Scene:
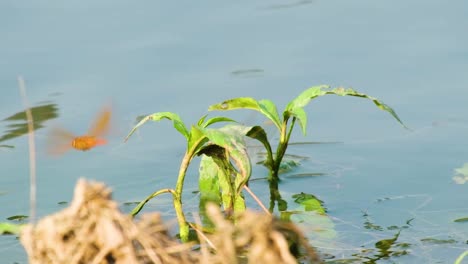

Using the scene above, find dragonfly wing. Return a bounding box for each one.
[47,126,76,156]
[88,106,112,137]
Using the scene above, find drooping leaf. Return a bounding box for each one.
[285,85,329,110]
[286,107,307,135]
[246,126,273,169]
[199,155,222,209]
[285,85,408,134]
[329,87,407,128]
[198,144,237,211]
[219,125,252,194]
[205,125,252,193]
[125,111,189,141]
[202,125,252,212]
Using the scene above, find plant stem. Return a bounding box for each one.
[130,188,175,216]
[271,117,296,181]
[267,117,296,212]
[173,150,193,242]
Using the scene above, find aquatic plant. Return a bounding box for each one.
[125,112,248,241]
[209,85,406,210]
[125,85,406,241]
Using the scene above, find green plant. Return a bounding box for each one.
[125,113,251,241]
[209,85,406,210]
[125,85,406,241]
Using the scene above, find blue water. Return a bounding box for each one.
[1,1,468,263]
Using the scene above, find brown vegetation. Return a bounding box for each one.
[20,179,321,264]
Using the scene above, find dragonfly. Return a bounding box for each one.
[47,105,111,155]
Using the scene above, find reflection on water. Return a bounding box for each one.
[261,0,314,10]
[230,68,264,78]
[452,163,468,184]
[0,103,59,146]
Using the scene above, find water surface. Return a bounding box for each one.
[1,1,468,263]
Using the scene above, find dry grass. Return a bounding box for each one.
[20,179,322,264]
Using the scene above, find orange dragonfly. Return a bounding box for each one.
[47,106,112,155]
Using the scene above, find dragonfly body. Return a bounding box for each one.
[71,136,107,151]
[48,106,111,155]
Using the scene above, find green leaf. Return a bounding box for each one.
[197,114,208,127]
[286,107,307,135]
[202,116,237,128]
[199,155,222,208]
[208,97,260,111]
[285,85,408,133]
[286,85,329,110]
[209,98,282,133]
[188,125,208,154]
[198,145,236,211]
[329,87,407,128]
[246,126,273,169]
[216,125,252,194]
[202,125,253,212]
[125,111,189,141]
[258,99,282,130]
[0,222,23,235]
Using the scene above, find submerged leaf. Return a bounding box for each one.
[292,192,326,214]
[454,217,468,223]
[0,222,23,235]
[7,215,28,221]
[420,237,457,244]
